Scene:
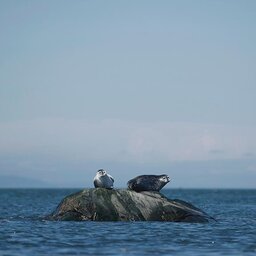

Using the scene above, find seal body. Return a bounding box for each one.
[127,174,170,192]
[93,169,114,189]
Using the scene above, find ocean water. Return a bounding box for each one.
[0,189,255,255]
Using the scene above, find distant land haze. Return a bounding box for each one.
[0,157,255,189]
[0,175,52,188]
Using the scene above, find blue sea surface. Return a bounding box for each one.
[0,189,255,255]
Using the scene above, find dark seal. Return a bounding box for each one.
[127,174,170,192]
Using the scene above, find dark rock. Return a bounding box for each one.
[49,188,215,223]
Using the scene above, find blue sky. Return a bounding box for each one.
[0,1,256,188]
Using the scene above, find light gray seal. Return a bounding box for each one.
[93,169,114,189]
[127,174,170,192]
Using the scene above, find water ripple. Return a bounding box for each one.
[0,189,255,255]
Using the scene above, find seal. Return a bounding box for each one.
[93,169,114,189]
[127,174,170,192]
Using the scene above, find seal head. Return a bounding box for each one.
[93,169,114,189]
[127,174,170,192]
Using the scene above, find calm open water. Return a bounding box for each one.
[0,188,255,255]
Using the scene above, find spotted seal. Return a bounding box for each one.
[93,169,114,189]
[127,174,170,192]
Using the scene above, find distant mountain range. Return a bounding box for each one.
[0,175,52,188]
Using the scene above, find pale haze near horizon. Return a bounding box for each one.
[0,1,256,188]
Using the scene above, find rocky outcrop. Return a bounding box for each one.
[49,188,215,223]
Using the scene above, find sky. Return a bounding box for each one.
[0,0,256,188]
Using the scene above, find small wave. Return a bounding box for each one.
[0,215,48,222]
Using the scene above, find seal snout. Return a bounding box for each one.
[160,174,170,184]
[97,169,106,176]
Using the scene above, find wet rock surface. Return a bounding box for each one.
[49,188,215,223]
